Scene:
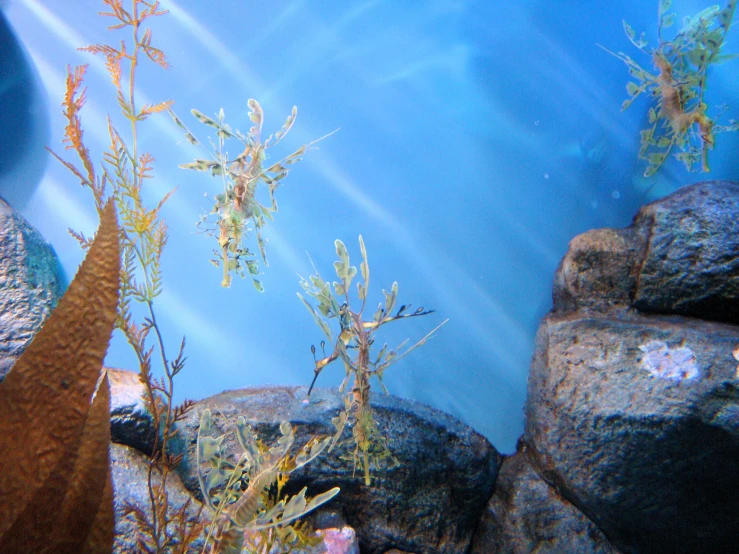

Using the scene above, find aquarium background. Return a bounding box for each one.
[2,0,738,453]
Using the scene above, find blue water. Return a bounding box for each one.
[3,0,738,453]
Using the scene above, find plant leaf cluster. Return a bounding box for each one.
[170,102,337,289]
[298,236,447,485]
[196,409,339,553]
[601,0,739,176]
[49,2,203,552]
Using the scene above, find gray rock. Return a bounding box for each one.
[108,367,158,456]
[111,443,205,554]
[632,181,739,323]
[0,196,66,380]
[553,227,639,314]
[470,445,619,554]
[524,312,739,554]
[174,386,501,554]
[553,181,739,323]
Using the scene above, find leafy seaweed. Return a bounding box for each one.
[170,103,337,289]
[298,236,447,485]
[0,201,119,553]
[600,0,739,176]
[48,2,203,551]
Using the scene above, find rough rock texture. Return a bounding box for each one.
[554,180,739,323]
[111,443,205,553]
[0,196,66,380]
[174,386,502,554]
[525,313,739,554]
[470,444,618,554]
[552,227,639,314]
[528,181,739,554]
[632,181,739,323]
[107,367,158,456]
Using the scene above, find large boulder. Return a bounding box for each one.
[525,313,738,553]
[111,443,205,553]
[554,180,739,323]
[470,443,618,554]
[0,196,66,380]
[631,181,739,323]
[526,181,739,554]
[173,386,502,554]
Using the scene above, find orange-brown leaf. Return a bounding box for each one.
[137,100,174,121]
[56,65,98,200]
[0,201,119,551]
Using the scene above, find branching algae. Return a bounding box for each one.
[49,1,339,551]
[196,409,339,553]
[170,103,336,289]
[49,2,203,551]
[298,236,448,486]
[601,0,739,176]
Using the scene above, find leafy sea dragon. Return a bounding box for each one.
[600,0,738,176]
[299,236,447,485]
[170,102,337,289]
[197,410,339,553]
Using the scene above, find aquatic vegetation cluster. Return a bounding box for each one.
[49,1,203,551]
[602,0,739,176]
[298,237,447,485]
[41,0,446,549]
[169,101,335,289]
[196,410,339,553]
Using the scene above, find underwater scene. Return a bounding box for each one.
[1,0,738,552]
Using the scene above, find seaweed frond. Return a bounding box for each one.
[50,1,203,552]
[298,236,447,486]
[0,201,120,552]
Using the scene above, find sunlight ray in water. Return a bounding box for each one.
[162,0,266,92]
[36,175,98,242]
[19,0,87,54]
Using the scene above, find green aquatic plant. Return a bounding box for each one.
[0,201,119,554]
[48,1,203,551]
[601,0,739,176]
[298,236,447,486]
[170,103,337,290]
[196,409,339,553]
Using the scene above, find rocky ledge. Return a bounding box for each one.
[471,181,739,554]
[2,181,737,553]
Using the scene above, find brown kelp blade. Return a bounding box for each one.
[56,372,114,553]
[0,200,120,552]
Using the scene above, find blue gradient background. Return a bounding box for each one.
[3,0,738,453]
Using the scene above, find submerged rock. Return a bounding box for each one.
[173,386,501,554]
[470,443,618,554]
[0,196,66,381]
[631,181,739,323]
[525,312,739,553]
[108,367,158,456]
[554,180,739,323]
[111,443,205,553]
[526,180,739,553]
